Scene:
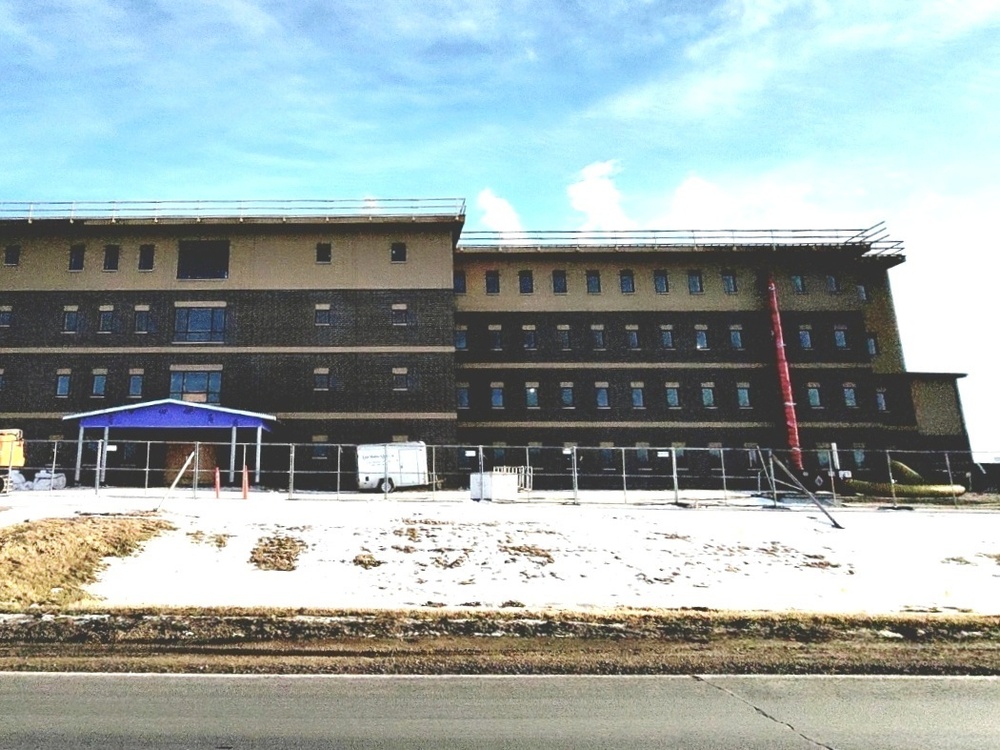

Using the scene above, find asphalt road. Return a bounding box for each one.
[2,674,998,749]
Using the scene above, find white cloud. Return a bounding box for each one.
[476,188,523,234]
[567,160,636,231]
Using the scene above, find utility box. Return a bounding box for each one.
[356,442,429,492]
[470,471,520,502]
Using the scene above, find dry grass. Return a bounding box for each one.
[352,553,384,569]
[0,515,174,608]
[248,536,307,571]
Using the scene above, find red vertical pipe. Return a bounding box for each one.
[767,272,804,471]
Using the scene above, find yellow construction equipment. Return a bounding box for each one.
[1,429,26,494]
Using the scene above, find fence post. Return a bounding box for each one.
[49,440,58,493]
[571,446,579,504]
[94,439,103,495]
[885,450,897,507]
[288,443,296,499]
[671,447,679,504]
[944,452,957,506]
[144,441,152,494]
[193,441,200,498]
[431,444,437,499]
[621,447,628,504]
[336,444,342,499]
[719,448,728,503]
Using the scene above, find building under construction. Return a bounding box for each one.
[0,200,970,483]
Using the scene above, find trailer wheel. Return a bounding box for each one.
[379,478,395,493]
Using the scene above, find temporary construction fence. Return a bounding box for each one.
[3,437,986,504]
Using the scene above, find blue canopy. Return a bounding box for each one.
[63,399,276,431]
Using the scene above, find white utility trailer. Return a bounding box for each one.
[356,442,429,492]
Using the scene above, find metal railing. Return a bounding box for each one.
[0,198,467,222]
[2,439,984,505]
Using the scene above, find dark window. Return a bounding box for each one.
[316,242,332,264]
[826,274,840,293]
[867,335,879,357]
[653,269,668,294]
[98,309,114,333]
[56,372,71,397]
[4,245,21,266]
[456,385,470,409]
[128,374,144,398]
[834,326,848,349]
[391,306,408,325]
[518,270,534,294]
[631,385,645,408]
[843,385,858,408]
[454,328,468,350]
[489,327,503,350]
[177,240,229,280]
[687,270,703,294]
[522,328,537,350]
[453,270,466,294]
[721,271,737,294]
[552,270,568,294]
[91,373,106,397]
[525,384,539,408]
[729,327,743,349]
[103,245,120,271]
[556,327,571,350]
[491,385,505,409]
[485,270,500,294]
[619,270,635,294]
[0,308,11,327]
[665,385,680,408]
[660,327,674,349]
[0,371,6,391]
[170,370,222,403]
[701,384,716,407]
[737,384,751,408]
[138,244,155,271]
[695,328,709,350]
[62,310,79,333]
[392,369,412,391]
[876,389,888,411]
[134,309,151,333]
[313,371,333,391]
[626,328,640,349]
[807,385,822,408]
[390,242,407,262]
[799,327,813,349]
[560,384,575,408]
[791,274,806,293]
[314,307,331,326]
[591,327,606,350]
[174,307,227,342]
[68,244,85,271]
[595,385,610,409]
[586,270,601,294]
[857,283,869,302]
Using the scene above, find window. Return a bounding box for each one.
[103,245,120,271]
[687,270,703,294]
[799,325,813,349]
[314,304,331,326]
[91,370,107,398]
[619,269,635,294]
[128,370,144,398]
[3,245,20,266]
[313,367,332,391]
[55,370,71,397]
[134,306,151,334]
[665,382,680,408]
[834,325,849,349]
[659,325,675,349]
[586,270,601,294]
[390,242,407,263]
[560,382,575,408]
[843,383,858,408]
[729,324,743,350]
[390,304,408,326]
[177,240,229,280]
[518,270,534,294]
[489,324,503,350]
[454,326,468,350]
[0,306,11,327]
[68,244,85,271]
[826,274,840,293]
[695,325,709,350]
[556,325,571,350]
[170,369,222,403]
[453,270,466,293]
[791,274,806,294]
[653,269,669,294]
[311,436,330,461]
[595,382,610,409]
[174,306,226,343]
[316,242,332,264]
[636,443,651,468]
[98,306,114,333]
[485,270,500,294]
[875,388,888,412]
[626,325,640,350]
[0,369,6,392]
[857,283,869,302]
[701,382,716,408]
[599,444,615,471]
[866,334,879,357]
[138,244,155,271]
[456,383,470,409]
[392,367,411,391]
[62,306,79,333]
[525,382,539,409]
[490,382,505,409]
[522,325,537,350]
[631,381,645,409]
[737,382,752,408]
[721,271,738,294]
[807,383,822,408]
[493,444,507,464]
[552,269,568,294]
[590,324,606,350]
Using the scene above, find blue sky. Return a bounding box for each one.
[2,0,998,453]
